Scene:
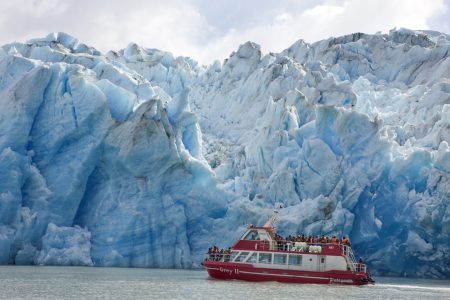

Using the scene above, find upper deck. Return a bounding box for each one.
[232,226,345,256]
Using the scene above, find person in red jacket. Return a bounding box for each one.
[358,258,363,272]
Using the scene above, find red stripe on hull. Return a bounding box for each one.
[204,261,372,285]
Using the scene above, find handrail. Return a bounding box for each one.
[340,245,356,263]
[271,240,341,252]
[340,244,363,272]
[205,253,231,262]
[350,262,367,272]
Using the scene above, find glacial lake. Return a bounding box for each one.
[0,266,448,299]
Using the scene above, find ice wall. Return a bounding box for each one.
[188,29,450,278]
[0,33,228,268]
[0,29,449,278]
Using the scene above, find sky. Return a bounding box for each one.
[0,0,449,64]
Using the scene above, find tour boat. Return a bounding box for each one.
[203,212,375,285]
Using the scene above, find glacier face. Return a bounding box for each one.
[0,33,228,269]
[0,29,449,278]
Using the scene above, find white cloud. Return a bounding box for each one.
[302,2,346,18]
[201,0,447,63]
[0,0,213,59]
[0,0,447,64]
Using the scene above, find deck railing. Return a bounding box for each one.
[270,240,342,252]
[340,245,356,262]
[349,262,367,272]
[204,253,231,262]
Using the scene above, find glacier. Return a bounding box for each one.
[0,29,449,278]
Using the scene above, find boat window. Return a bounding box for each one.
[288,254,302,265]
[273,254,287,265]
[230,251,239,262]
[258,253,272,264]
[246,252,257,263]
[243,230,260,240]
[234,252,249,262]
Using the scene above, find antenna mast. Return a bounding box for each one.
[263,210,279,228]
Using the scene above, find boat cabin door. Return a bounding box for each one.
[318,256,326,272]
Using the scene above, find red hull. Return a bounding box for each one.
[204,261,372,285]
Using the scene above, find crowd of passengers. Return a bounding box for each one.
[273,233,351,246]
[206,234,351,260]
[206,246,232,261]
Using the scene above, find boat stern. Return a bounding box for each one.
[354,271,375,285]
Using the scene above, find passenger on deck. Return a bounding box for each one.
[331,236,338,244]
[320,236,328,244]
[358,258,363,271]
[341,237,351,255]
[210,246,216,260]
[224,249,230,262]
[274,234,283,250]
[313,236,319,244]
[274,233,283,241]
[342,236,351,246]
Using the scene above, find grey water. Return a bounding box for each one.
[0,266,448,300]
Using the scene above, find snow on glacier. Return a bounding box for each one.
[0,29,449,278]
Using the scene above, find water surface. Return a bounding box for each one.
[0,266,448,299]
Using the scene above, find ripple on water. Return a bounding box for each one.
[0,266,448,300]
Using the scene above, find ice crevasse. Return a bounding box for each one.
[0,29,448,278]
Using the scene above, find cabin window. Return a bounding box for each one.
[230,251,239,262]
[288,254,302,265]
[234,252,249,262]
[258,253,272,264]
[273,254,287,265]
[321,257,325,263]
[246,253,257,263]
[243,230,260,240]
